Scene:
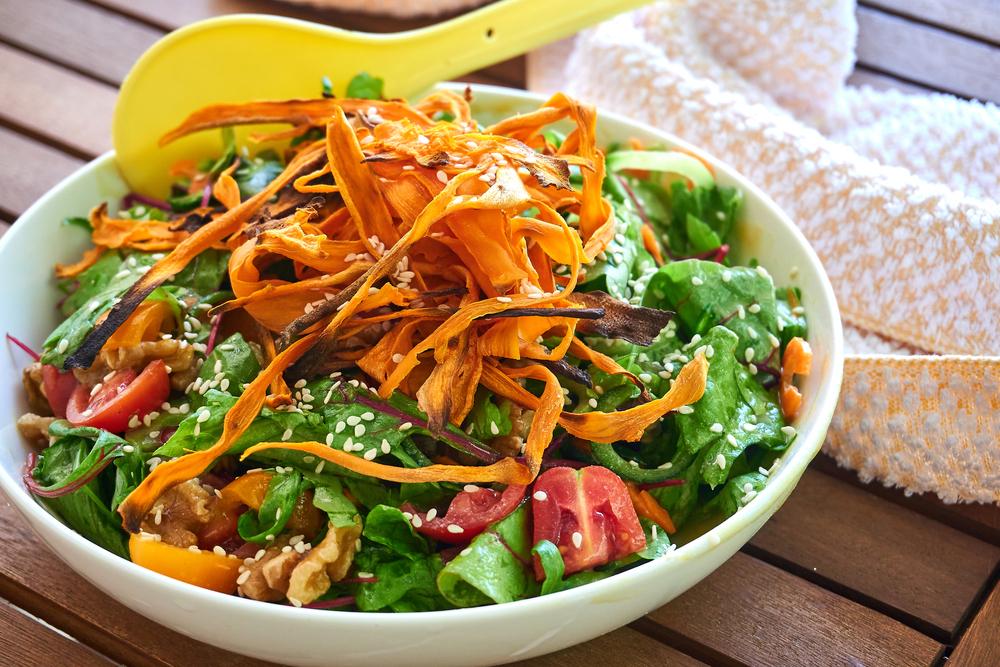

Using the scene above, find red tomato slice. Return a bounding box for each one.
[198,506,243,550]
[41,364,79,418]
[531,466,646,579]
[403,484,526,544]
[65,360,170,433]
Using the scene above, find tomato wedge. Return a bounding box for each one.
[404,484,526,544]
[66,359,170,433]
[129,534,241,593]
[41,364,79,418]
[531,466,645,579]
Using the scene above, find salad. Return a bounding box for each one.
[13,74,812,611]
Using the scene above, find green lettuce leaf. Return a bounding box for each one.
[237,470,308,543]
[345,72,384,100]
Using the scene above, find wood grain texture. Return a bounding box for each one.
[813,454,1000,547]
[0,43,115,157]
[0,597,114,667]
[0,0,162,85]
[0,126,85,219]
[641,553,942,667]
[861,0,1000,44]
[516,627,705,667]
[749,469,1000,638]
[0,492,279,667]
[949,579,1000,667]
[856,6,1000,103]
[87,0,525,87]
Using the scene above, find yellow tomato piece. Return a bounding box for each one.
[129,534,241,593]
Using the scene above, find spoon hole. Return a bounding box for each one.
[485,27,494,39]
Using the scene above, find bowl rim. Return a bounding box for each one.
[0,82,844,624]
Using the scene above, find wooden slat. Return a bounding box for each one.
[748,469,1000,639]
[0,493,278,667]
[949,579,1000,667]
[518,627,705,667]
[0,0,162,85]
[0,126,85,219]
[813,454,1000,547]
[88,0,525,88]
[856,6,1000,103]
[847,66,935,95]
[0,597,114,667]
[0,43,114,157]
[861,1,1000,45]
[640,553,942,667]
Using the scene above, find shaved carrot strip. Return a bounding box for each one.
[627,483,676,534]
[779,337,812,420]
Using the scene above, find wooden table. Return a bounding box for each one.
[1,2,997,665]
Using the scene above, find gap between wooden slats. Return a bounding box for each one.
[0,43,114,158]
[855,6,1000,103]
[860,0,1000,46]
[745,469,1000,641]
[636,552,942,667]
[515,626,706,667]
[946,576,1000,666]
[0,595,115,666]
[0,126,85,220]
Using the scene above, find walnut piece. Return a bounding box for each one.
[16,413,55,447]
[238,542,303,602]
[21,363,52,416]
[286,520,362,606]
[74,339,197,391]
[140,478,215,548]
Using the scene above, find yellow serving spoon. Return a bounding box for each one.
[113,0,652,197]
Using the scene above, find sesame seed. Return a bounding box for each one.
[342,437,353,451]
[325,433,334,446]
[355,424,366,437]
[748,303,761,314]
[398,422,412,431]
[381,439,391,454]
[315,461,325,474]
[463,485,480,493]
[179,403,190,414]
[193,423,201,437]
[715,454,727,469]
[710,423,724,433]
[748,364,759,375]
[747,328,758,340]
[436,170,449,184]
[489,421,500,436]
[726,434,739,446]
[588,398,598,408]
[737,305,746,320]
[756,266,770,278]
[335,421,346,433]
[363,449,377,460]
[721,270,732,283]
[411,515,423,528]
[346,415,361,426]
[446,524,464,534]
[361,412,375,421]
[122,444,135,454]
[533,491,548,501]
[676,405,694,415]
[281,428,293,441]
[128,415,141,429]
[196,409,211,423]
[781,425,797,438]
[745,348,756,362]
[691,276,703,286]
[391,353,404,363]
[188,545,201,553]
[571,531,583,549]
[652,524,659,541]
[212,545,226,557]
[425,508,438,521]
[236,570,251,586]
[742,422,757,432]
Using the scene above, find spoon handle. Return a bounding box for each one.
[378,0,654,97]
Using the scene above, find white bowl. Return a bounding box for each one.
[0,84,843,666]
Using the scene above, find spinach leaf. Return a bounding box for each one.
[648,451,706,529]
[531,540,564,596]
[437,504,536,607]
[703,471,768,519]
[345,72,384,100]
[354,547,447,612]
[673,326,785,487]
[643,260,779,363]
[636,518,674,560]
[579,207,653,300]
[312,482,359,529]
[33,433,128,558]
[235,151,284,198]
[191,333,260,406]
[171,248,230,293]
[623,179,741,257]
[776,288,808,346]
[464,390,511,442]
[362,505,430,558]
[237,470,308,543]
[62,216,92,232]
